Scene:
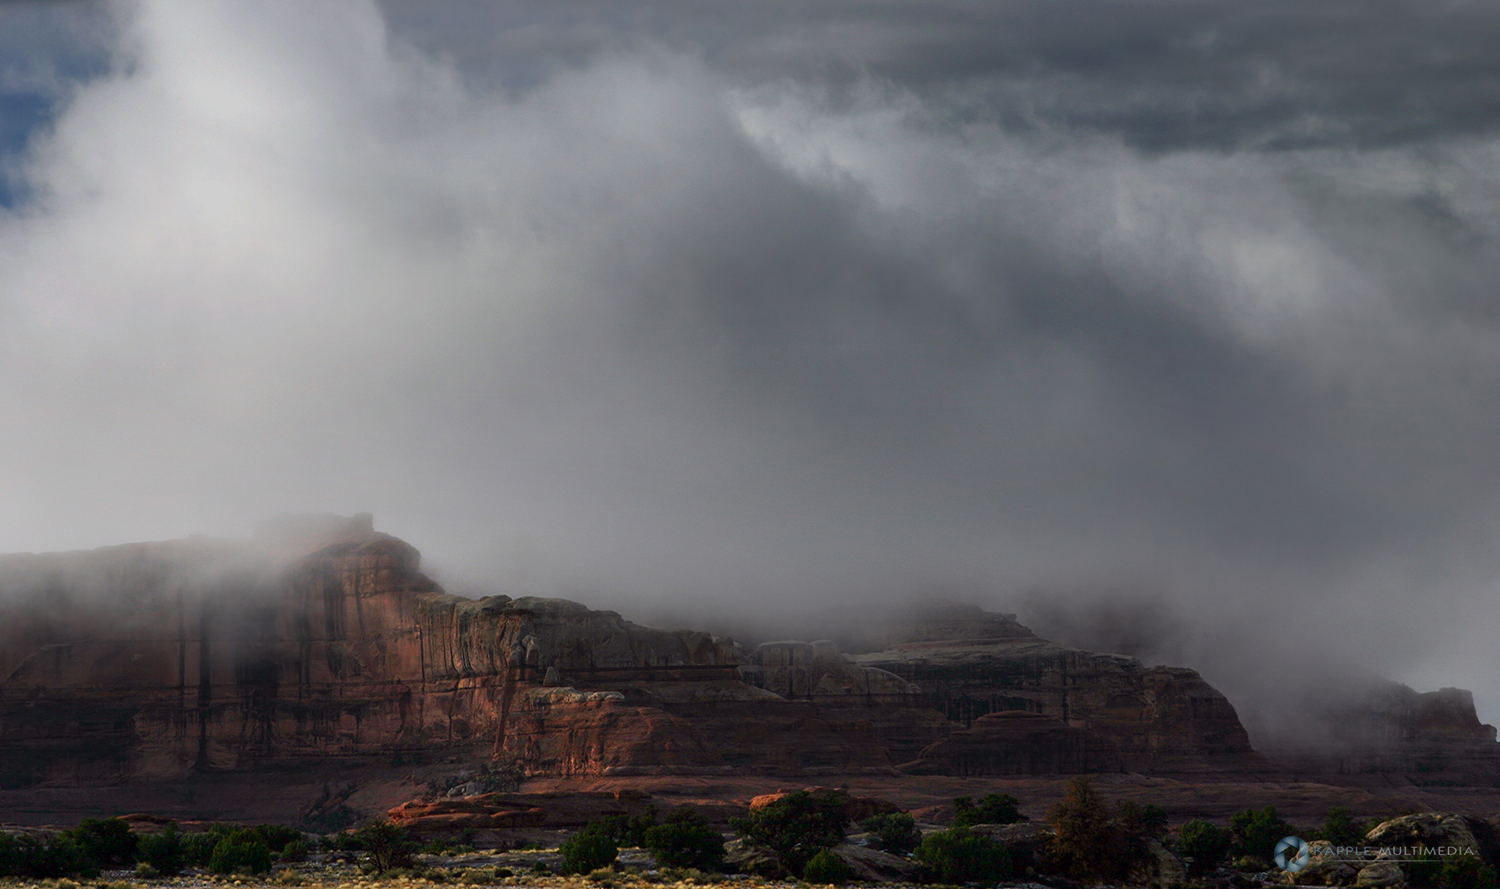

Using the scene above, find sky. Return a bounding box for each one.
[1,0,1499,742]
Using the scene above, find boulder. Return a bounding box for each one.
[967,821,1053,873]
[723,838,789,878]
[1129,838,1187,887]
[386,795,546,831]
[1365,813,1480,858]
[830,844,922,883]
[748,787,899,823]
[1289,840,1357,887]
[1354,860,1405,888]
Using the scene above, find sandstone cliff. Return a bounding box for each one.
[848,601,1256,772]
[0,517,950,784]
[0,518,1345,786]
[1267,681,1500,784]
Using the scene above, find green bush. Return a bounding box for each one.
[642,808,724,871]
[593,808,660,847]
[860,812,920,855]
[251,824,303,852]
[183,829,224,866]
[1176,820,1231,873]
[729,789,850,875]
[1313,807,1367,848]
[1229,806,1295,864]
[0,832,101,878]
[281,838,310,862]
[69,817,137,866]
[801,848,850,884]
[952,794,1024,827]
[560,828,618,874]
[208,831,273,875]
[1437,855,1499,889]
[1407,850,1442,886]
[915,827,1012,886]
[350,821,418,874]
[137,824,187,875]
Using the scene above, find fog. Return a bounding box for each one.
[2,0,1499,742]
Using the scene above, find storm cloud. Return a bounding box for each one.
[2,0,1499,742]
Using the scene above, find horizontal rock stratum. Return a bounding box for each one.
[0,515,1489,787]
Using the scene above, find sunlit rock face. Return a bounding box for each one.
[0,516,949,784]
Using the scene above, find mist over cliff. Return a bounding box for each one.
[2,1,1499,736]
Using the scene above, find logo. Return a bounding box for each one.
[1275,836,1312,873]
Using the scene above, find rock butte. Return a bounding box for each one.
[0,515,1495,787]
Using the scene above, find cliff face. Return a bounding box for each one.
[849,602,1256,772]
[0,519,1329,785]
[0,518,950,784]
[1267,682,1500,784]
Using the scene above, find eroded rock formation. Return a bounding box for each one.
[0,516,949,784]
[11,517,1488,787]
[850,601,1256,772]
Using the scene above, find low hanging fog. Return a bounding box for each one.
[2,0,1499,744]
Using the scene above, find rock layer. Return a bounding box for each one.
[0,517,948,784]
[13,518,1487,786]
[850,602,1256,772]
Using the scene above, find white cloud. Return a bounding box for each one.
[4,0,1500,734]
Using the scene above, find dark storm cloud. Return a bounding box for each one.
[381,0,1500,151]
[1,0,1499,742]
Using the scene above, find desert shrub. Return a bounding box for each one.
[281,838,310,862]
[730,789,850,875]
[1312,806,1367,848]
[180,823,246,865]
[642,808,724,870]
[915,826,1012,886]
[1436,855,1499,889]
[1116,801,1168,843]
[593,808,659,847]
[137,824,187,875]
[0,832,101,878]
[350,821,419,874]
[802,848,850,884]
[1406,850,1442,886]
[68,817,136,866]
[1176,820,1231,873]
[208,830,273,875]
[1045,777,1129,880]
[1229,806,1296,864]
[560,828,618,874]
[860,812,920,855]
[952,794,1024,827]
[251,824,304,853]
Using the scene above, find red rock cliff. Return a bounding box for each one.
[0,518,950,784]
